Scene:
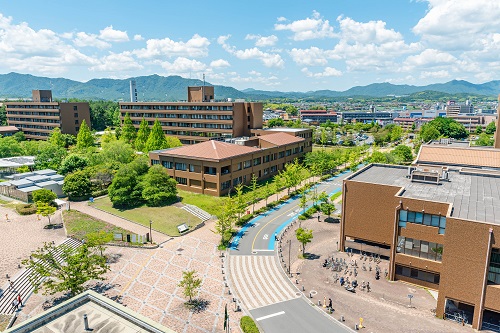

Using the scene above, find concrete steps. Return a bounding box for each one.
[0,238,82,314]
[181,204,212,222]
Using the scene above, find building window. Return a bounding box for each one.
[74,112,78,118]
[73,105,78,111]
[221,180,231,190]
[236,162,242,171]
[75,126,79,132]
[162,161,173,169]
[253,157,261,166]
[243,160,251,169]
[175,177,187,185]
[270,165,278,173]
[204,166,217,175]
[279,151,285,159]
[395,265,440,284]
[488,249,500,284]
[396,236,443,262]
[399,210,446,234]
[151,160,160,165]
[221,165,231,175]
[233,176,242,186]
[264,168,269,175]
[264,155,270,163]
[175,163,187,171]
[286,149,292,156]
[190,179,201,187]
[75,119,79,124]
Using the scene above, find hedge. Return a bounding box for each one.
[240,316,259,333]
[16,204,37,215]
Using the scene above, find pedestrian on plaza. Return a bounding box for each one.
[11,299,18,311]
[367,281,371,292]
[17,293,22,307]
[274,233,278,241]
[328,298,333,310]
[9,280,14,292]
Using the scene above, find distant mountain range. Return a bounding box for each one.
[0,72,498,101]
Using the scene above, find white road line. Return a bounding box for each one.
[233,256,258,309]
[243,256,267,307]
[255,256,281,304]
[252,249,274,252]
[255,311,286,321]
[266,256,297,299]
[263,256,293,300]
[248,257,274,306]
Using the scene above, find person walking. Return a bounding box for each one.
[9,280,14,292]
[17,293,22,307]
[11,299,18,311]
[328,298,333,310]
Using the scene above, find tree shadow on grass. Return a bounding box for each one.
[185,298,210,313]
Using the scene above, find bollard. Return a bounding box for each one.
[302,285,305,291]
[354,324,358,330]
[340,315,345,322]
[18,264,21,269]
[5,274,8,279]
[309,292,313,298]
[296,279,298,284]
[318,300,321,306]
[222,270,224,274]
[83,314,90,331]
[225,282,228,287]
[228,289,231,295]
[232,297,236,302]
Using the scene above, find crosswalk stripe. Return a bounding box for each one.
[248,257,274,305]
[242,256,266,307]
[255,257,280,304]
[234,256,258,309]
[264,256,295,299]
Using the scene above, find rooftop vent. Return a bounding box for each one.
[409,166,450,184]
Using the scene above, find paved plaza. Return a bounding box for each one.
[280,217,476,333]
[16,220,243,333]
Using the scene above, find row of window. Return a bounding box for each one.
[121,105,233,111]
[399,210,446,234]
[14,124,59,130]
[488,249,500,285]
[395,265,440,284]
[124,113,233,120]
[8,118,60,123]
[396,236,443,262]
[6,105,59,109]
[7,111,60,116]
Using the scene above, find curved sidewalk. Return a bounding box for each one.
[70,201,172,244]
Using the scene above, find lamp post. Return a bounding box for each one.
[149,220,153,244]
[288,239,291,276]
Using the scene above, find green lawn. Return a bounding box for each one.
[178,189,224,216]
[90,196,201,236]
[63,210,131,240]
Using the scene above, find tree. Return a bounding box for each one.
[299,188,308,215]
[390,125,403,142]
[0,104,6,126]
[425,117,467,139]
[33,142,67,171]
[166,136,182,148]
[76,120,94,149]
[178,270,202,303]
[16,165,30,173]
[267,118,285,127]
[100,127,117,145]
[135,118,150,152]
[36,202,56,225]
[370,151,387,163]
[48,128,65,147]
[61,134,77,148]
[420,125,440,142]
[85,231,113,257]
[101,140,135,165]
[263,182,273,206]
[21,242,109,296]
[274,175,284,202]
[120,113,137,144]
[0,137,24,158]
[59,154,89,175]
[233,184,246,224]
[391,145,413,163]
[12,131,26,142]
[475,125,483,135]
[32,189,57,205]
[320,202,336,218]
[214,197,236,246]
[63,170,92,199]
[485,121,496,135]
[108,164,144,207]
[474,133,494,146]
[295,227,313,256]
[146,119,168,151]
[141,165,178,206]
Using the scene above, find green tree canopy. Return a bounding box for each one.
[63,170,92,199]
[178,270,202,303]
[420,125,441,142]
[295,227,313,256]
[0,137,24,158]
[21,242,109,296]
[145,119,168,151]
[36,202,56,224]
[108,164,143,207]
[59,154,89,175]
[135,118,150,152]
[33,142,67,171]
[474,133,494,146]
[120,113,137,144]
[141,165,177,206]
[267,118,285,128]
[76,119,94,149]
[166,136,182,148]
[101,140,135,165]
[485,121,496,135]
[391,145,413,163]
[48,127,65,147]
[32,189,57,204]
[424,117,467,139]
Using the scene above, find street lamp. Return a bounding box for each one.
[288,239,291,276]
[149,220,153,244]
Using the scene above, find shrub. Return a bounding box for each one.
[91,189,108,198]
[298,214,307,220]
[16,204,37,215]
[240,316,259,333]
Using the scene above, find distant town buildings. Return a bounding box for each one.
[5,90,90,140]
[446,100,474,116]
[299,109,338,124]
[120,86,263,145]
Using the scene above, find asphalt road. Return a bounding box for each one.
[228,170,355,333]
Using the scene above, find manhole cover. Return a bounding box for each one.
[252,251,257,254]
[310,290,318,296]
[295,292,301,296]
[177,248,184,252]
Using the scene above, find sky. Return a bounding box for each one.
[0,0,499,92]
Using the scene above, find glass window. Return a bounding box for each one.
[412,239,421,257]
[428,243,437,260]
[399,210,407,222]
[415,212,423,224]
[423,214,432,225]
[397,236,405,253]
[431,215,440,227]
[408,211,416,222]
[439,217,446,228]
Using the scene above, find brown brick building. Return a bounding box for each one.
[340,146,500,329]
[119,86,263,145]
[149,129,312,196]
[5,90,90,140]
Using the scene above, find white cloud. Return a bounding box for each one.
[218,35,284,68]
[404,49,457,68]
[90,51,142,72]
[133,34,144,41]
[210,59,230,68]
[229,73,280,86]
[301,67,342,77]
[337,16,403,44]
[60,32,73,39]
[73,32,111,49]
[420,70,450,79]
[277,16,287,22]
[160,57,207,73]
[274,11,335,41]
[245,34,279,47]
[134,34,210,59]
[99,25,129,42]
[289,47,339,66]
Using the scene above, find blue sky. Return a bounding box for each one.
[0,0,498,92]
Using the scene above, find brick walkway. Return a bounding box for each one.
[279,217,475,333]
[16,220,243,333]
[0,205,66,290]
[70,201,172,244]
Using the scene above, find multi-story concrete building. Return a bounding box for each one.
[446,100,474,116]
[340,108,500,329]
[339,111,398,125]
[299,110,338,124]
[5,90,90,140]
[149,130,311,196]
[119,86,263,145]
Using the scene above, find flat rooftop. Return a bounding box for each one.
[350,164,500,224]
